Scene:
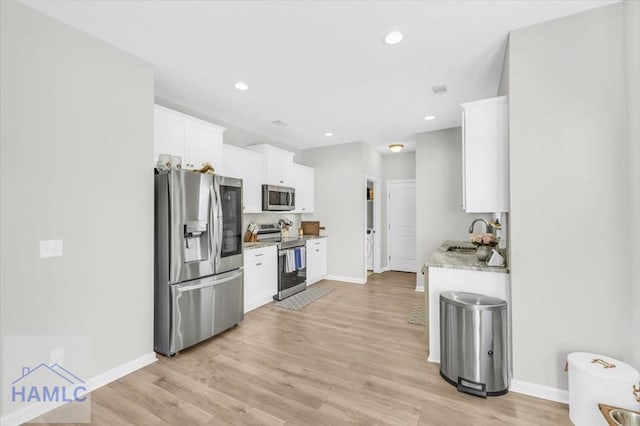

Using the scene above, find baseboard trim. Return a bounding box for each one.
[415,285,425,293]
[0,352,156,426]
[323,275,366,284]
[510,379,569,404]
[88,352,157,391]
[381,266,390,272]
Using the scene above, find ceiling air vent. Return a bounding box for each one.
[271,120,288,127]
[432,85,448,95]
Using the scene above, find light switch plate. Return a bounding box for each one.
[40,240,63,258]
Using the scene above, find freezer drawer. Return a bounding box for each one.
[169,269,243,355]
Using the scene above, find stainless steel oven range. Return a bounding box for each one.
[275,239,307,300]
[253,224,307,301]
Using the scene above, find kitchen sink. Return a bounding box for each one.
[599,404,640,426]
[610,409,640,426]
[446,246,477,254]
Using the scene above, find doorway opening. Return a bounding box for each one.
[364,176,381,280]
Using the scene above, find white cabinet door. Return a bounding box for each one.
[153,105,186,166]
[222,144,264,213]
[293,163,314,213]
[306,238,327,285]
[242,153,264,213]
[154,105,225,170]
[249,144,295,186]
[243,246,278,313]
[184,121,224,171]
[461,96,509,213]
[388,181,416,272]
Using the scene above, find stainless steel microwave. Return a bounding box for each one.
[262,184,295,211]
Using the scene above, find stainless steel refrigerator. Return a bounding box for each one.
[154,170,243,356]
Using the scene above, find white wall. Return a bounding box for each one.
[415,128,490,289]
[625,0,640,369]
[363,143,383,179]
[1,0,154,418]
[300,142,365,282]
[509,3,634,391]
[382,152,416,182]
[497,39,510,97]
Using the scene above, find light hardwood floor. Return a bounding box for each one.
[32,272,571,425]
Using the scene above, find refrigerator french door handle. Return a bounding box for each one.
[209,184,216,260]
[214,180,223,270]
[176,270,243,292]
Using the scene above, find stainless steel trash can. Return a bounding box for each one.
[440,291,508,397]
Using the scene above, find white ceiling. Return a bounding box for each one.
[23,0,618,153]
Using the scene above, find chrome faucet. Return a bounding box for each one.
[468,218,490,234]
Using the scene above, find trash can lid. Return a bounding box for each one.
[440,291,507,310]
[567,352,639,380]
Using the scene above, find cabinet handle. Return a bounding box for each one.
[315,249,319,252]
[256,262,262,266]
[279,180,284,184]
[254,253,264,257]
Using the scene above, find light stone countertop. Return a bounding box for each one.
[425,240,509,273]
[243,235,327,251]
[243,241,278,250]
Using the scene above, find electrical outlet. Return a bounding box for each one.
[40,240,64,258]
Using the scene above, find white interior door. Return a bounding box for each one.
[388,181,416,272]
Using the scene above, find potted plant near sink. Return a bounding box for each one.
[470,233,497,261]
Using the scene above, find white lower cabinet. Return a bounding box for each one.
[306,238,327,285]
[243,246,277,313]
[427,267,510,364]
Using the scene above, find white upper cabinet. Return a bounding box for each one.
[184,121,224,170]
[153,106,186,163]
[154,105,225,170]
[248,144,295,186]
[292,163,314,213]
[222,144,264,213]
[461,96,509,213]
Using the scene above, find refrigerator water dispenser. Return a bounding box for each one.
[184,220,209,262]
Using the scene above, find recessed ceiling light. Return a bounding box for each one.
[384,31,404,45]
[324,132,333,137]
[424,115,436,121]
[388,144,404,153]
[234,82,249,91]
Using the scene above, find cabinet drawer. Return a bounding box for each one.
[244,245,277,261]
[308,238,326,249]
